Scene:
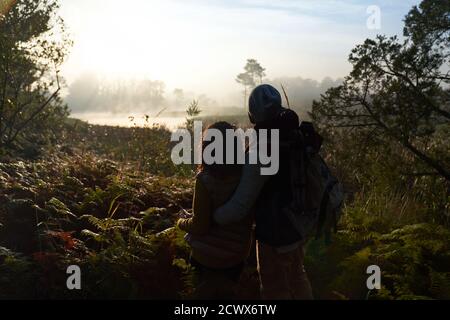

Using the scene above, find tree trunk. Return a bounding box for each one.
[244,86,247,109]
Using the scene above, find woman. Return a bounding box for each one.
[177,122,253,300]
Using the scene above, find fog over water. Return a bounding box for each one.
[65,75,344,127]
[58,0,420,127]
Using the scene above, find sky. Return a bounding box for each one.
[58,0,422,106]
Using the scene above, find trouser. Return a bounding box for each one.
[256,241,313,300]
[190,258,244,300]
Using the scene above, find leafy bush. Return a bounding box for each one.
[0,150,195,299]
[305,193,450,300]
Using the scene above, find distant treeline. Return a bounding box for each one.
[65,74,219,114]
[65,73,342,115]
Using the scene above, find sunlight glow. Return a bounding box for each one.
[62,0,220,87]
[59,0,421,105]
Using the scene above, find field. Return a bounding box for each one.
[0,119,448,300]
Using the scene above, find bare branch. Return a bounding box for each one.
[6,70,61,145]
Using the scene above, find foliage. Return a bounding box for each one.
[185,100,201,132]
[0,0,72,149]
[59,118,190,177]
[0,150,194,298]
[306,192,450,300]
[404,0,450,50]
[236,59,266,107]
[305,1,450,300]
[311,1,449,180]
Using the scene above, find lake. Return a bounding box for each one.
[71,112,186,130]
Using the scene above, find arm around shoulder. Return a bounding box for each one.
[213,163,270,225]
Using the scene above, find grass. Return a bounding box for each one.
[0,118,449,300]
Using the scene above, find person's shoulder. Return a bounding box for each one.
[197,170,240,184]
[278,108,300,129]
[196,171,209,184]
[194,171,213,197]
[196,171,218,190]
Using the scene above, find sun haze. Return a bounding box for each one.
[59,0,420,107]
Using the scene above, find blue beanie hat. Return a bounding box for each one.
[248,84,283,124]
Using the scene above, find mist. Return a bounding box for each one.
[65,73,219,115]
[65,73,343,121]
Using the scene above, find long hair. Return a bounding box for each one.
[198,121,242,177]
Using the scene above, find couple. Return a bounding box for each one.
[177,84,314,300]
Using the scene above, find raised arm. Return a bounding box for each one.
[213,162,270,225]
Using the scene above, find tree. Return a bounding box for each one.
[236,59,266,108]
[311,0,450,181]
[184,99,201,173]
[245,59,266,84]
[185,100,201,132]
[404,0,450,51]
[0,0,72,148]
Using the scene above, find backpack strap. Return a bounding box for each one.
[299,122,323,153]
[315,179,339,239]
[282,129,307,212]
[280,128,313,214]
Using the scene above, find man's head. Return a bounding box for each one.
[248,84,283,125]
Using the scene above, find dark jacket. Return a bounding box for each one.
[178,171,253,269]
[214,109,302,247]
[254,109,302,246]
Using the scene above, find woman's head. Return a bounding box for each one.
[199,121,242,176]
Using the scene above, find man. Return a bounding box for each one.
[213,84,313,300]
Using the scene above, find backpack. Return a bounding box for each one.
[282,121,345,242]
